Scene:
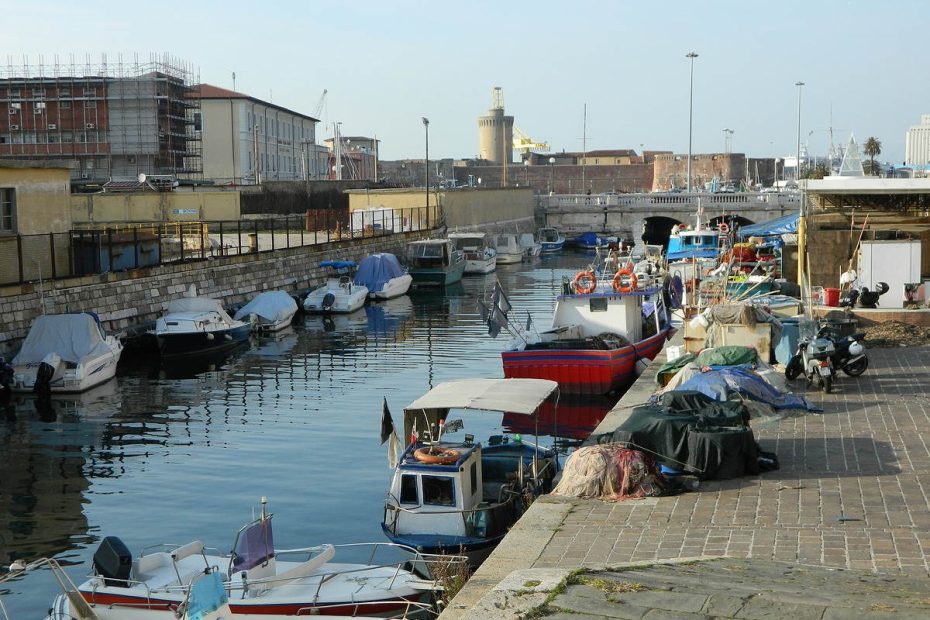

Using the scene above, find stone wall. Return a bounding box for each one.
[456,163,654,194]
[0,231,428,357]
[653,153,746,191]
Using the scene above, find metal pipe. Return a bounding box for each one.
[686,52,698,192]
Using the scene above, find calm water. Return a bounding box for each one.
[0,254,615,618]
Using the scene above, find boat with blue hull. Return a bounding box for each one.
[153,291,251,359]
[536,227,565,253]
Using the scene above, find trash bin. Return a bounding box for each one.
[822,317,858,339]
[824,287,840,307]
[775,318,800,365]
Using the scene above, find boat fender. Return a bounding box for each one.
[612,269,638,293]
[414,446,461,465]
[224,334,232,340]
[572,271,597,294]
[206,332,215,340]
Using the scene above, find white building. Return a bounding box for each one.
[905,115,930,166]
[192,84,329,184]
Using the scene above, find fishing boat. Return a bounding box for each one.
[8,313,123,393]
[48,500,447,619]
[153,289,251,359]
[233,290,299,332]
[494,233,524,265]
[382,378,560,565]
[448,232,497,274]
[406,239,466,286]
[303,260,369,313]
[536,227,565,253]
[353,253,413,300]
[500,251,674,395]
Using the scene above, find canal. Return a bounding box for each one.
[0,254,615,618]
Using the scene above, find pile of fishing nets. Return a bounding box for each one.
[863,320,930,348]
[551,444,668,501]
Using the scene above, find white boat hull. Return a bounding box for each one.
[464,256,497,274]
[368,274,413,300]
[495,251,523,264]
[11,343,122,393]
[304,281,369,313]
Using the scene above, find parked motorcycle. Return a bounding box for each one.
[820,328,869,376]
[785,332,836,393]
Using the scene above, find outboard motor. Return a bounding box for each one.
[93,536,133,587]
[321,292,336,312]
[33,352,61,395]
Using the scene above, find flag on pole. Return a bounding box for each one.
[380,397,401,469]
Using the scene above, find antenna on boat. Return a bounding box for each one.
[260,496,267,520]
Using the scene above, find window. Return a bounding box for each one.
[422,476,455,506]
[399,474,419,504]
[62,132,74,143]
[82,87,95,96]
[85,100,96,108]
[589,298,608,312]
[193,111,202,131]
[10,89,21,98]
[0,189,15,233]
[32,88,45,98]
[59,89,71,98]
[470,463,478,496]
[60,100,71,109]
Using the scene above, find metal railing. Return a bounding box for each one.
[0,206,430,288]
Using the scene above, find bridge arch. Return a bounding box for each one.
[642,216,684,248]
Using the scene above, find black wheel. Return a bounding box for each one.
[785,355,803,380]
[842,357,868,377]
[822,374,833,394]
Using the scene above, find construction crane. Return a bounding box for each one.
[312,89,327,119]
[513,125,550,153]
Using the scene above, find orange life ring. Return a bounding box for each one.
[718,223,730,234]
[414,446,461,465]
[572,270,597,294]
[612,268,638,293]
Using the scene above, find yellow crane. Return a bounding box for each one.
[513,125,549,153]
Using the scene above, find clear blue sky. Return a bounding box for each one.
[4,0,924,162]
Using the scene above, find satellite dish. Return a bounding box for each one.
[137,173,147,183]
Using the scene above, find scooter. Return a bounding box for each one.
[819,327,869,376]
[785,333,836,393]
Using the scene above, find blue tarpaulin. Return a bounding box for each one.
[674,367,821,412]
[320,259,357,270]
[736,213,799,238]
[354,253,405,291]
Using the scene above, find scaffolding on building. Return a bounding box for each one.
[0,53,202,181]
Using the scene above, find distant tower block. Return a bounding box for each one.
[478,86,514,164]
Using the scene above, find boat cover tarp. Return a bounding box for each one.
[234,290,298,322]
[166,296,232,318]
[405,378,559,415]
[574,232,603,246]
[354,253,405,291]
[320,260,357,270]
[697,346,758,367]
[674,366,821,411]
[551,444,671,500]
[736,213,799,238]
[593,391,765,480]
[13,313,111,365]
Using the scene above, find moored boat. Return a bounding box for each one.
[353,253,412,300]
[448,232,497,274]
[234,290,299,332]
[303,260,369,313]
[573,231,613,250]
[494,233,524,264]
[536,227,565,253]
[153,290,251,359]
[519,233,542,259]
[406,239,466,286]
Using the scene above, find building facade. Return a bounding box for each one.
[322,135,377,181]
[905,115,930,166]
[0,58,201,182]
[192,84,326,184]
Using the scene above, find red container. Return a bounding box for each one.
[824,287,840,307]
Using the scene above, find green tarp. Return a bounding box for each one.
[696,346,757,367]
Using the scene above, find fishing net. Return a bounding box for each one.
[551,444,665,501]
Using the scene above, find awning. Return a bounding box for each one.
[404,378,559,415]
[736,213,799,238]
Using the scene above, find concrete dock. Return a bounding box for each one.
[443,344,930,618]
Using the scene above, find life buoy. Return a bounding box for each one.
[718,223,730,234]
[612,268,638,293]
[572,270,597,294]
[414,446,461,465]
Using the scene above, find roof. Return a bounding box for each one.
[583,149,637,157]
[190,83,319,123]
[404,378,559,416]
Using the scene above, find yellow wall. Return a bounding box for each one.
[71,190,241,223]
[0,165,72,234]
[579,155,632,166]
[347,187,534,228]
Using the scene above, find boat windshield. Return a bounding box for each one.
[231,516,275,573]
[408,243,445,259]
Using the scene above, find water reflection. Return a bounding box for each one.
[502,395,615,443]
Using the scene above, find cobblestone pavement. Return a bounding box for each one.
[443,345,930,619]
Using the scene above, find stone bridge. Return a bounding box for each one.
[541,191,801,246]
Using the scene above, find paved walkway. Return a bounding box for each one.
[443,345,930,618]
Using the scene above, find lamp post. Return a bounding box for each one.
[523,159,529,188]
[795,81,804,180]
[686,51,698,192]
[422,117,430,228]
[548,156,555,194]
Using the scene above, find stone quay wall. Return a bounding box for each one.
[0,231,428,357]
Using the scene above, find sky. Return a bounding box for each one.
[3,0,926,162]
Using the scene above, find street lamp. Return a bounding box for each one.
[795,81,805,181]
[686,51,698,192]
[548,156,555,193]
[422,117,429,228]
[523,159,529,188]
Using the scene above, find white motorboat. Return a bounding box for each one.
[45,501,450,619]
[494,233,524,265]
[234,290,298,332]
[9,313,123,393]
[519,233,542,258]
[448,232,497,274]
[382,378,560,566]
[303,260,369,313]
[153,289,251,359]
[353,253,412,300]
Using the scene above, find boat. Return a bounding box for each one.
[8,313,123,393]
[153,289,251,359]
[536,227,565,253]
[448,232,497,274]
[382,378,560,565]
[518,233,542,259]
[303,261,369,313]
[405,239,466,287]
[573,231,613,251]
[353,253,412,300]
[665,206,731,307]
[233,290,298,332]
[47,500,449,619]
[500,251,674,395]
[494,233,524,265]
